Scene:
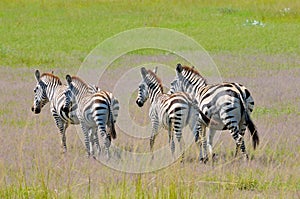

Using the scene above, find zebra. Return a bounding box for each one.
[135,67,210,161]
[31,70,100,153]
[63,74,119,159]
[169,63,259,161]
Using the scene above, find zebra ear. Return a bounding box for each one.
[141,67,148,79]
[176,63,183,73]
[35,70,40,82]
[153,66,158,74]
[66,75,72,86]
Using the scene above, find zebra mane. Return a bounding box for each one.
[70,76,90,89]
[147,69,163,93]
[40,73,62,85]
[181,65,207,84]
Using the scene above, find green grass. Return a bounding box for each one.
[0,0,299,68]
[1,161,299,198]
[253,102,300,118]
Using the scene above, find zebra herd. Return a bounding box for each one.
[31,63,259,163]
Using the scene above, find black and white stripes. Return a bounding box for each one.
[64,75,119,159]
[31,70,79,153]
[169,64,259,160]
[32,64,259,163]
[135,67,209,160]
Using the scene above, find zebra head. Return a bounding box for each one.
[62,88,72,114]
[136,67,149,107]
[169,63,185,94]
[31,70,49,114]
[135,67,158,107]
[63,74,76,112]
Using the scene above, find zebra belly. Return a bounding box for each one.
[207,114,225,130]
[68,110,80,124]
[203,104,242,130]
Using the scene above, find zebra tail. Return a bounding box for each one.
[245,111,259,150]
[191,100,210,126]
[108,100,116,140]
[235,87,259,150]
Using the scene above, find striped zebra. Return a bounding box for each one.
[135,67,210,160]
[31,70,100,153]
[63,75,119,159]
[169,64,259,161]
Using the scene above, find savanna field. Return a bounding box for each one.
[0,0,299,198]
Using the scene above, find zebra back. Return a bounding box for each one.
[171,63,254,114]
[65,75,118,140]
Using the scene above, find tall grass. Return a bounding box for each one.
[0,0,299,198]
[0,67,299,198]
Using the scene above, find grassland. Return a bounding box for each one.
[0,0,299,198]
[1,0,299,69]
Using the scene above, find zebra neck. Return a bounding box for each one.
[185,80,207,98]
[149,87,162,104]
[73,87,89,103]
[46,83,61,101]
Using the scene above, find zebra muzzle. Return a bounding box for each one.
[62,106,69,115]
[136,99,144,107]
[31,106,41,114]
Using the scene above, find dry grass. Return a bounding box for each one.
[1,0,299,197]
[0,53,299,198]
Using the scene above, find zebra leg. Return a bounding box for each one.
[192,120,200,143]
[150,120,159,160]
[179,135,185,164]
[88,129,94,157]
[199,124,208,164]
[99,127,110,160]
[229,124,244,159]
[53,114,68,153]
[89,128,101,159]
[174,127,183,163]
[197,140,203,163]
[61,122,68,153]
[168,119,175,159]
[80,123,91,157]
[192,119,207,163]
[92,127,101,158]
[232,122,248,160]
[239,122,248,160]
[207,128,216,161]
[170,137,175,160]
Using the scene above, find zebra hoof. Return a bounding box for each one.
[61,147,67,154]
[199,157,208,164]
[243,154,249,161]
[86,152,91,158]
[92,155,97,160]
[211,153,219,162]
